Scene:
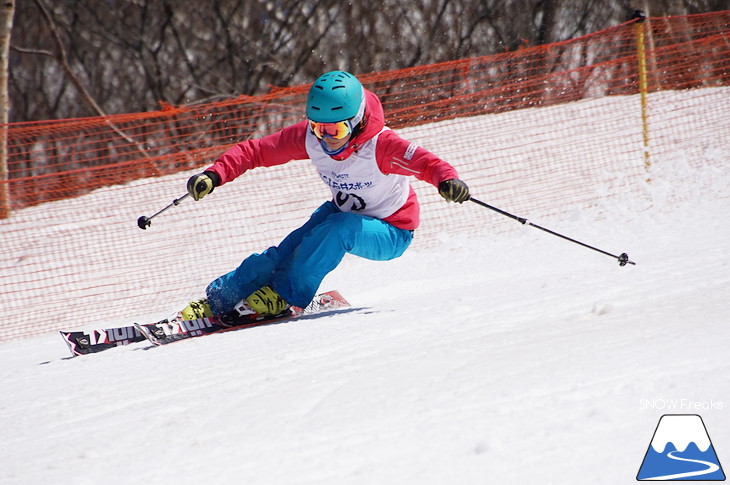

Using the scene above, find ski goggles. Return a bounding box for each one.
[309,120,353,140]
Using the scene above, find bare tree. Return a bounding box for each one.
[8,0,728,123]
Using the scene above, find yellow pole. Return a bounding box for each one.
[633,11,651,173]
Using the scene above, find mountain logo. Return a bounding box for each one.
[637,414,725,481]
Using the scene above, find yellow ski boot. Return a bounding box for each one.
[245,286,290,316]
[181,298,213,320]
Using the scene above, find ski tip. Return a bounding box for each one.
[59,331,81,357]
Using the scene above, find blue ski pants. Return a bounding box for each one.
[206,201,413,312]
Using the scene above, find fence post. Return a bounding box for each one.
[633,10,651,174]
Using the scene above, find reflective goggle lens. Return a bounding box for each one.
[309,120,352,140]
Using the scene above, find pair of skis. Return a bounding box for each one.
[60,290,349,357]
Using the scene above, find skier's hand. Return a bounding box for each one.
[187,172,219,201]
[438,178,470,203]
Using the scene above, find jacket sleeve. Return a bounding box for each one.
[375,129,459,186]
[206,120,310,185]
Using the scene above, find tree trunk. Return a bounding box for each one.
[0,0,15,219]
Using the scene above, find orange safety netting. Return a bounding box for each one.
[1,11,729,340]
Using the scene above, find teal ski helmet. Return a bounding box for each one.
[307,71,365,123]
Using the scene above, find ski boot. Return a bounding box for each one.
[181,298,213,320]
[245,286,290,317]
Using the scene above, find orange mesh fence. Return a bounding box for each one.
[1,11,729,340]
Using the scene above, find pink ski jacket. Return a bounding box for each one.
[206,89,459,230]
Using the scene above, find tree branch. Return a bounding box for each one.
[33,0,109,118]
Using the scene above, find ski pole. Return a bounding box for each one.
[469,197,636,266]
[137,193,190,230]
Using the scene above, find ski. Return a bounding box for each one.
[135,290,350,346]
[60,325,147,356]
[60,290,349,356]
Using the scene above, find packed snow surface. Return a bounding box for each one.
[1,91,729,484]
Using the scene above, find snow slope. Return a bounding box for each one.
[1,92,729,484]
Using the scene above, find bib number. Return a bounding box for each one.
[335,191,367,211]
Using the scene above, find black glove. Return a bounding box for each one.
[187,171,220,201]
[438,178,470,203]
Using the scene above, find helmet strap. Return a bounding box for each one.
[350,92,367,126]
[320,138,349,156]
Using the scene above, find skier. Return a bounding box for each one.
[181,70,469,319]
